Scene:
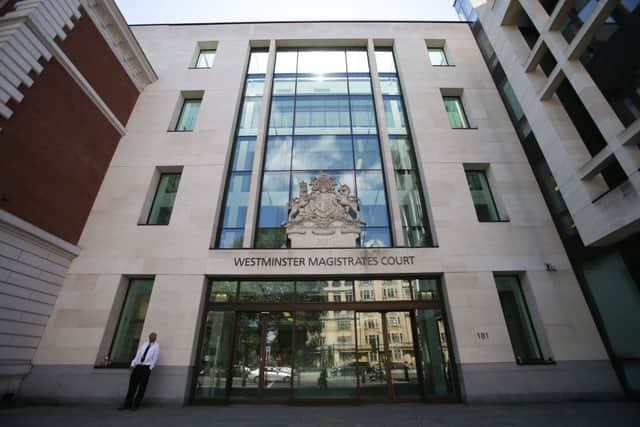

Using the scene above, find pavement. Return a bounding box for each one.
[1,401,639,426]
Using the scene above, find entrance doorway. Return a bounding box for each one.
[192,278,458,403]
[230,312,293,401]
[356,311,419,401]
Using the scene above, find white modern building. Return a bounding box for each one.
[1,0,632,405]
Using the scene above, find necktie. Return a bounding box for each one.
[141,344,151,362]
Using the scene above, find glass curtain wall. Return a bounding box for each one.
[255,49,391,248]
[216,50,268,248]
[375,49,433,247]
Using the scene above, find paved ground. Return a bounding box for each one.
[1,401,639,426]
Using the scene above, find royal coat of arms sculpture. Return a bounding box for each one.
[285,172,361,248]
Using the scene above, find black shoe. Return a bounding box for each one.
[117,406,129,410]
[130,405,139,411]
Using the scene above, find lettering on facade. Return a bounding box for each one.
[232,255,416,268]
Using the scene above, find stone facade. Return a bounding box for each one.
[18,20,622,404]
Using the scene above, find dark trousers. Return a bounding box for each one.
[124,365,151,408]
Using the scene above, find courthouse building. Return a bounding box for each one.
[1,0,638,405]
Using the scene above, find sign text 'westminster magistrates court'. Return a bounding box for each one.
[233,255,416,268]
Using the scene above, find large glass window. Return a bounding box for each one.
[376,48,433,247]
[216,50,267,247]
[256,49,391,248]
[194,49,215,68]
[495,275,543,363]
[108,278,154,367]
[465,170,500,222]
[147,173,181,225]
[443,96,469,129]
[175,98,201,131]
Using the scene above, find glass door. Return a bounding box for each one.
[230,312,262,400]
[356,311,420,401]
[262,312,293,400]
[230,312,293,401]
[356,312,389,400]
[384,312,419,400]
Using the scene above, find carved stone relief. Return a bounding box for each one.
[285,173,361,248]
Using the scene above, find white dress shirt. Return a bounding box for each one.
[130,341,159,370]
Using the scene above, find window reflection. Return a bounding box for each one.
[346,51,370,72]
[376,48,432,247]
[294,96,352,135]
[375,50,397,73]
[275,51,297,73]
[297,50,347,74]
[292,136,353,170]
[232,138,256,171]
[258,172,290,227]
[296,76,348,95]
[217,50,268,248]
[356,171,389,227]
[264,136,292,171]
[383,97,407,134]
[238,97,262,136]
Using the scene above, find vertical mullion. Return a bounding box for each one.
[243,41,277,248]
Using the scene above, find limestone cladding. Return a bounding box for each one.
[24,22,620,403]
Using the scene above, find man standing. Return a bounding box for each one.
[119,332,159,411]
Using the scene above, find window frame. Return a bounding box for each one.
[442,96,470,129]
[465,169,502,222]
[145,172,181,225]
[193,49,216,69]
[105,277,154,368]
[494,274,545,365]
[428,47,449,66]
[174,98,202,132]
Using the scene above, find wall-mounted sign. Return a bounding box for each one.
[233,255,416,268]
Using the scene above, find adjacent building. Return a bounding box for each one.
[1,0,635,405]
[454,0,640,399]
[0,0,155,397]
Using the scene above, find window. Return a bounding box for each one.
[147,173,181,225]
[338,319,351,330]
[465,170,500,222]
[367,334,379,345]
[108,278,154,367]
[175,98,202,131]
[365,319,378,329]
[428,47,448,66]
[337,335,353,344]
[194,49,215,68]
[377,48,433,247]
[495,275,543,363]
[390,333,403,343]
[216,50,267,248]
[256,48,391,248]
[443,96,469,128]
[345,291,354,302]
[360,289,374,301]
[333,294,342,302]
[383,287,398,298]
[388,316,401,328]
